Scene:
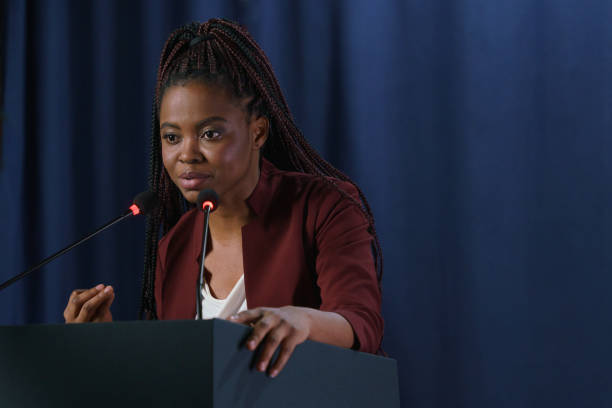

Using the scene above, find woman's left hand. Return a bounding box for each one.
[227,306,311,378]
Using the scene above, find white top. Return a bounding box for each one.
[198,274,248,320]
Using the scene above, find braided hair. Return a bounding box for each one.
[139,19,383,319]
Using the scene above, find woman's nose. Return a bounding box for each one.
[179,135,204,163]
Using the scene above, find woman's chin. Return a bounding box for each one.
[181,190,200,204]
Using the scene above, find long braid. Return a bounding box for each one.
[139,97,161,319]
[140,19,383,319]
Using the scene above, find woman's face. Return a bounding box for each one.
[159,81,267,204]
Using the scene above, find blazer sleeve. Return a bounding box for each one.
[313,181,383,354]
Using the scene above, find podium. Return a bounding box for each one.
[0,319,399,407]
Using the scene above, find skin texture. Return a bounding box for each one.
[63,81,354,377]
[63,284,114,323]
[159,82,265,208]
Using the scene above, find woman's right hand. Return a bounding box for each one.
[63,284,115,323]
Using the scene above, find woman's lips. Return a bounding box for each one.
[178,172,212,190]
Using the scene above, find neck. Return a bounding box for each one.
[210,202,253,231]
[209,158,260,236]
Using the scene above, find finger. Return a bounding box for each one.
[256,322,291,373]
[73,285,104,306]
[246,312,280,352]
[92,287,115,322]
[67,285,104,318]
[228,308,265,324]
[99,286,115,309]
[268,340,298,378]
[68,289,86,303]
[75,287,114,323]
[64,289,86,321]
[75,288,112,322]
[64,285,104,322]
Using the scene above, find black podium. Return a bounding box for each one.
[0,319,399,407]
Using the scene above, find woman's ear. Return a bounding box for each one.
[251,116,269,150]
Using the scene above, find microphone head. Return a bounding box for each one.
[131,191,160,216]
[197,189,220,212]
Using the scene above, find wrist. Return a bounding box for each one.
[294,307,353,349]
[297,306,315,338]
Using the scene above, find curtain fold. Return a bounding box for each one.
[1,1,611,406]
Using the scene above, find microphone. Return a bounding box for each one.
[196,189,219,320]
[0,191,159,292]
[131,191,159,216]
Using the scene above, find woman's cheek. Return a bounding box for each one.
[161,146,177,170]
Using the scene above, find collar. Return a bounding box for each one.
[245,158,277,217]
[193,158,278,262]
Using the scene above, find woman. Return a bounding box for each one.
[64,19,383,377]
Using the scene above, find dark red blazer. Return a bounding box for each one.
[155,159,383,353]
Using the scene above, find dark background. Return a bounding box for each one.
[1,1,611,407]
[0,0,5,165]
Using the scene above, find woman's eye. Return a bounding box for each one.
[162,133,179,144]
[200,130,221,140]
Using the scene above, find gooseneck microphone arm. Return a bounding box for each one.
[0,210,134,292]
[196,205,212,320]
[0,191,159,292]
[196,189,220,320]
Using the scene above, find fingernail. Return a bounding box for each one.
[95,284,104,290]
[247,340,255,350]
[258,362,266,372]
[229,314,238,320]
[270,370,278,378]
[104,286,112,293]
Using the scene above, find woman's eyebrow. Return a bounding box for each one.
[160,116,227,131]
[196,116,227,127]
[160,122,180,130]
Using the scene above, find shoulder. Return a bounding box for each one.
[265,166,361,209]
[261,166,367,233]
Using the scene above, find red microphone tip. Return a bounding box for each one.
[129,204,141,216]
[202,200,215,211]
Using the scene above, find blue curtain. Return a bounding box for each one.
[2,0,611,406]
